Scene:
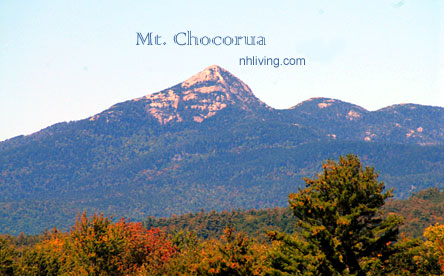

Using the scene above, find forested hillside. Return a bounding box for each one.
[144,207,294,241]
[143,188,444,240]
[385,188,444,238]
[2,155,444,275]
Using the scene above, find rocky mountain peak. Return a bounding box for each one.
[135,65,270,124]
[181,65,229,88]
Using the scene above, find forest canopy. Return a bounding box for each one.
[1,155,443,275]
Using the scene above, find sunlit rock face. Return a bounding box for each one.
[136,65,270,124]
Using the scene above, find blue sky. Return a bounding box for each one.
[0,0,442,141]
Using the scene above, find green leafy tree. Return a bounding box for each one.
[19,229,64,276]
[373,234,441,276]
[269,154,402,276]
[0,235,18,276]
[63,212,126,275]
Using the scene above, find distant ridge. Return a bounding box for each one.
[284,97,444,145]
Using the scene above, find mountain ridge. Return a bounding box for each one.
[3,66,444,144]
[1,65,444,234]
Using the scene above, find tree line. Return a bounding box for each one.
[2,155,444,275]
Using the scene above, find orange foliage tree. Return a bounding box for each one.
[20,212,176,275]
[424,223,444,273]
[193,226,269,276]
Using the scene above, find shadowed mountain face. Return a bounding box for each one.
[1,65,443,234]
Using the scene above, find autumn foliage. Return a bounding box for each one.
[2,155,444,275]
[17,212,175,275]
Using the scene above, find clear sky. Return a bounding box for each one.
[0,0,442,141]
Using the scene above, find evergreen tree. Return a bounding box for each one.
[269,154,402,276]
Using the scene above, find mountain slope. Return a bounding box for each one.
[1,65,443,234]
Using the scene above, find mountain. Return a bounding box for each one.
[1,65,444,234]
[88,65,271,126]
[281,97,370,140]
[282,97,444,144]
